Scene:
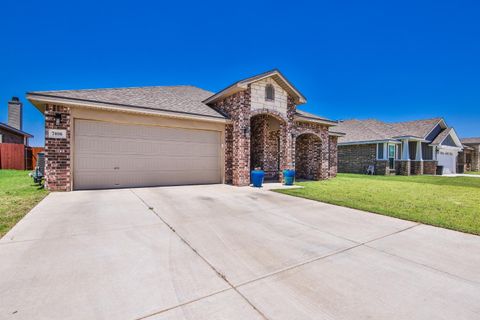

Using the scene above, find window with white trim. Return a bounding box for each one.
[377,143,384,160]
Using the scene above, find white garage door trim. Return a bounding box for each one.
[73,119,222,190]
[437,150,457,174]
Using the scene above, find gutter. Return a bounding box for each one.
[338,139,402,146]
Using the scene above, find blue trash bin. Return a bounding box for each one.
[251,169,265,187]
[283,169,295,185]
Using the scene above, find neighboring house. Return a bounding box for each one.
[335,118,463,175]
[0,97,33,145]
[27,69,342,191]
[459,137,480,172]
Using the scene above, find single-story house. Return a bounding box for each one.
[27,69,342,191]
[335,118,463,175]
[459,137,480,172]
[0,97,33,145]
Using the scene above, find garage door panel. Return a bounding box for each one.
[76,120,220,144]
[74,120,222,190]
[76,137,219,157]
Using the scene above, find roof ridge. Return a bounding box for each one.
[28,85,210,94]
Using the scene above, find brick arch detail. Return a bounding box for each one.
[294,130,324,143]
[249,109,288,124]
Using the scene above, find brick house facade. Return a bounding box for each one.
[209,72,340,186]
[336,118,464,175]
[459,138,480,173]
[29,69,342,191]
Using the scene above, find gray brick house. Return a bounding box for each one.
[459,137,480,172]
[27,69,342,191]
[335,118,464,175]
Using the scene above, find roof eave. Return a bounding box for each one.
[391,135,425,141]
[328,131,346,137]
[294,115,338,126]
[0,123,33,138]
[27,94,230,124]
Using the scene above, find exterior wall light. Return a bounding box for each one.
[55,113,62,126]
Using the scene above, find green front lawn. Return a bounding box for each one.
[275,174,480,235]
[465,171,480,175]
[0,170,49,238]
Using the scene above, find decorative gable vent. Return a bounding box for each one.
[265,84,275,101]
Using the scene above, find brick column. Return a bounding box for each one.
[279,97,296,182]
[44,104,71,191]
[232,90,251,186]
[328,136,338,178]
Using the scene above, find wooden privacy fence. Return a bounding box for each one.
[0,144,44,170]
[30,147,45,169]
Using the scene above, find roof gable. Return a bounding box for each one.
[431,127,463,148]
[203,69,307,105]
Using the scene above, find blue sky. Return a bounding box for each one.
[0,0,479,146]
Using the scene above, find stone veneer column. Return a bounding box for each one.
[397,160,411,176]
[411,161,424,175]
[44,104,71,191]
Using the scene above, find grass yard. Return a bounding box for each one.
[275,174,480,235]
[465,171,480,175]
[0,170,49,238]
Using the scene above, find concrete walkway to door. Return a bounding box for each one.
[1,185,479,319]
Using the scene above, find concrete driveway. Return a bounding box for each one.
[1,185,479,320]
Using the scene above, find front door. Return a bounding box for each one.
[388,144,396,169]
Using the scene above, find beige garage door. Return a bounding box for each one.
[74,120,222,190]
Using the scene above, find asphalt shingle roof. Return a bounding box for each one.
[461,137,480,144]
[337,118,443,144]
[28,86,227,119]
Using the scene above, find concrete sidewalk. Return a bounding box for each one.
[1,185,479,319]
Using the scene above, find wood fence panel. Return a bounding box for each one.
[30,147,45,169]
[0,143,25,170]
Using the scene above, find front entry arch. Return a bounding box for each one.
[295,133,322,180]
[250,114,285,180]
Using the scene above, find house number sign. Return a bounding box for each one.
[47,129,67,139]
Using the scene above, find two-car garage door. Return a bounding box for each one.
[74,120,222,190]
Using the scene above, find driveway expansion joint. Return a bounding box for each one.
[130,189,271,320]
[235,223,424,289]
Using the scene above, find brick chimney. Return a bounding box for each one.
[8,97,22,130]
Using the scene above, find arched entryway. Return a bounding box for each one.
[250,114,285,180]
[295,133,322,180]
